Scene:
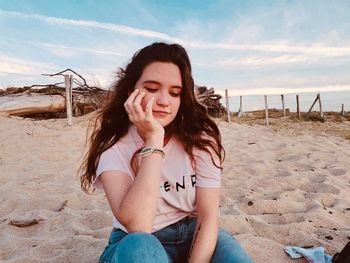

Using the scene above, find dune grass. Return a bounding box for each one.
[219,110,350,140]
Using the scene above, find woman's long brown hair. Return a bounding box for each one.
[79,42,225,193]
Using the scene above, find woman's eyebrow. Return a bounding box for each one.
[172,86,182,90]
[143,80,160,85]
[142,80,182,89]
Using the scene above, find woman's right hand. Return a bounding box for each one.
[124,89,164,141]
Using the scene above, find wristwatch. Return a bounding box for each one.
[137,147,165,158]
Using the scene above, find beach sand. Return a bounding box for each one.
[0,113,349,262]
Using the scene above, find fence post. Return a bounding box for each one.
[64,74,73,126]
[237,95,243,118]
[306,94,319,117]
[341,104,345,116]
[240,96,242,112]
[225,89,230,123]
[296,95,301,120]
[281,94,285,117]
[318,93,323,118]
[264,95,269,125]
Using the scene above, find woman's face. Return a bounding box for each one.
[134,62,182,127]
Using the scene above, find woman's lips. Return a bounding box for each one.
[153,111,170,117]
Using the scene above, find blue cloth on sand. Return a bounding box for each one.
[285,246,333,263]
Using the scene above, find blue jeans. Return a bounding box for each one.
[99,216,253,263]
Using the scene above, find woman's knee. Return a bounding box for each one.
[116,232,169,262]
[118,232,161,251]
[121,232,157,243]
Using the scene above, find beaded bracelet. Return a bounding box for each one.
[137,147,165,158]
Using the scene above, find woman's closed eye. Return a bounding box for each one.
[144,87,157,93]
[144,87,180,97]
[170,92,181,97]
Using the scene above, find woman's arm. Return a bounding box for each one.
[188,187,220,263]
[100,134,163,233]
[101,89,165,233]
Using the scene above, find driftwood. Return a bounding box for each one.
[9,218,41,227]
[195,85,225,116]
[1,70,224,118]
[0,69,108,117]
[0,94,65,115]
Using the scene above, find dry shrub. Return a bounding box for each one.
[332,116,344,123]
[304,114,325,122]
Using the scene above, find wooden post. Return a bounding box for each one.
[225,89,230,123]
[237,95,243,118]
[296,95,301,120]
[69,75,73,104]
[64,75,73,126]
[264,95,269,125]
[281,94,285,117]
[306,94,319,116]
[240,96,242,112]
[318,93,323,118]
[341,104,345,116]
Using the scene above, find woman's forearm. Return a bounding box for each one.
[118,136,163,233]
[188,217,218,263]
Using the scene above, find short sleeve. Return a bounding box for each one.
[93,146,134,190]
[194,148,221,188]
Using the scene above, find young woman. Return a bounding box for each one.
[80,42,253,263]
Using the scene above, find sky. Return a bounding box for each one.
[1,0,350,100]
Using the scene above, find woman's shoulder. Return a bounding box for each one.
[113,125,143,147]
[102,125,142,157]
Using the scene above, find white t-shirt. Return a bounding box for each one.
[94,125,221,233]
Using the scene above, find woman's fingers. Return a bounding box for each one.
[132,92,146,119]
[145,97,154,119]
[124,89,139,114]
[124,90,158,136]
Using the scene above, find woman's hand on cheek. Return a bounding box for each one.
[124,89,164,140]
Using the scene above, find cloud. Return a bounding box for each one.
[188,41,350,57]
[216,85,350,97]
[37,42,130,58]
[84,73,112,89]
[1,9,350,58]
[0,53,115,88]
[216,54,311,67]
[1,4,349,95]
[0,53,59,76]
[0,9,182,43]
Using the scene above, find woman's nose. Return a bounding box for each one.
[156,92,169,106]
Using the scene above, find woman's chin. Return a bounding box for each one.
[155,118,171,128]
[155,118,166,127]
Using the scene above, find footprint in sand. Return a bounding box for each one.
[236,199,319,215]
[260,213,306,225]
[328,169,347,176]
[309,174,328,183]
[276,170,292,177]
[277,154,300,162]
[220,205,240,215]
[298,183,340,195]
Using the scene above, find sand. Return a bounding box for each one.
[0,113,349,262]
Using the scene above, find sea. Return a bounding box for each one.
[221,91,350,113]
